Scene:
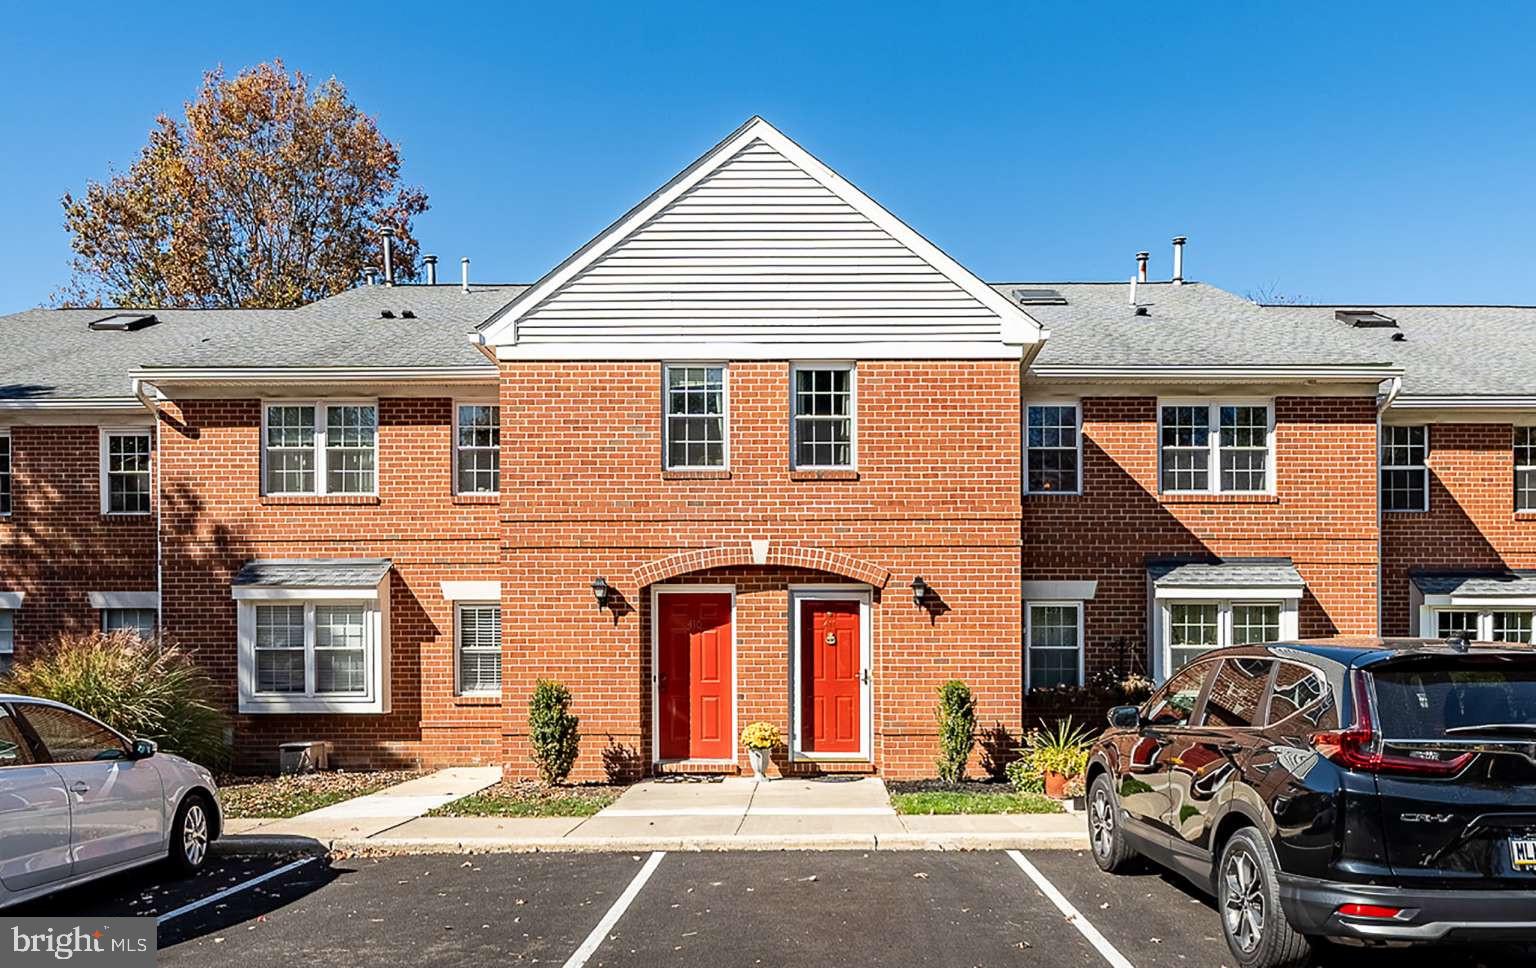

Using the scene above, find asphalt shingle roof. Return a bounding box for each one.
[232,558,393,588]
[1149,557,1305,589]
[1411,570,1536,598]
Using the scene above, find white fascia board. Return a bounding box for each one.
[0,397,147,411]
[494,340,1023,361]
[477,116,1042,349]
[232,586,381,601]
[87,591,160,609]
[1423,594,1536,608]
[441,580,502,601]
[1021,580,1099,601]
[0,592,24,609]
[132,366,496,384]
[1392,395,1536,410]
[1029,364,1402,382]
[1153,585,1305,601]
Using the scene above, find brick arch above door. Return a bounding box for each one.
[633,543,892,589]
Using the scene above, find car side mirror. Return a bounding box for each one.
[128,738,158,760]
[1108,705,1142,730]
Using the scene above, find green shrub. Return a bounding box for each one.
[1025,717,1092,778]
[0,631,229,767]
[528,679,581,785]
[934,679,977,785]
[1005,756,1044,794]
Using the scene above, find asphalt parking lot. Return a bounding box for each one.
[9,850,1534,967]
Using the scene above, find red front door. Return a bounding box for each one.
[656,592,733,761]
[800,599,863,755]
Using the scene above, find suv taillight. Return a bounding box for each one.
[1310,670,1473,778]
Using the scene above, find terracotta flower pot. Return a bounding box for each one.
[1044,771,1068,798]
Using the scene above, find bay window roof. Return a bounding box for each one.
[1412,570,1536,599]
[1149,557,1305,597]
[232,558,393,591]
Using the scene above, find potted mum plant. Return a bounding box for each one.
[740,721,781,780]
[1027,717,1091,799]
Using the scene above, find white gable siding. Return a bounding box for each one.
[513,139,1005,347]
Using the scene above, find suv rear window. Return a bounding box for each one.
[1370,656,1536,738]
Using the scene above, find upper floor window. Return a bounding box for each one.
[1025,403,1080,493]
[0,430,10,515]
[1382,425,1428,512]
[792,364,854,469]
[1159,401,1272,494]
[102,607,157,638]
[100,429,151,515]
[664,365,727,469]
[455,404,500,494]
[1517,427,1536,511]
[263,402,377,496]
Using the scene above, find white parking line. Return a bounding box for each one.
[156,856,317,925]
[561,850,666,968]
[1006,850,1135,968]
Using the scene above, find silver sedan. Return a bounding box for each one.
[0,695,222,908]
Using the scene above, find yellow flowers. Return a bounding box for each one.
[740,721,782,750]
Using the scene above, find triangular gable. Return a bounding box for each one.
[478,117,1043,359]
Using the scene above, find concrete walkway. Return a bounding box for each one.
[228,766,502,841]
[220,774,1087,854]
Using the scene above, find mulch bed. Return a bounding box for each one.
[218,769,428,819]
[426,779,626,818]
[885,778,1015,795]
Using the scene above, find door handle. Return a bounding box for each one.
[861,669,870,684]
[70,781,89,795]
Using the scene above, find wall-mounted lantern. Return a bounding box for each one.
[591,576,611,612]
[910,575,929,609]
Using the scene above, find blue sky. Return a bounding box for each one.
[3,2,1534,312]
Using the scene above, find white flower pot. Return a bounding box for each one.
[748,747,770,780]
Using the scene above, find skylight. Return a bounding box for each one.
[88,313,158,331]
[1012,288,1068,306]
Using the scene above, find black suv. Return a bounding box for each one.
[1086,639,1536,968]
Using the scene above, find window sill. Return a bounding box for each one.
[101,512,152,521]
[789,469,860,482]
[239,696,387,714]
[662,469,732,481]
[1159,493,1280,505]
[261,494,381,506]
[1022,490,1082,499]
[453,694,502,707]
[1516,511,1536,521]
[452,493,500,506]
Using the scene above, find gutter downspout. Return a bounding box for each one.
[1374,375,1402,637]
[132,378,164,634]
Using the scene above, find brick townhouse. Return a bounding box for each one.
[2,117,1534,779]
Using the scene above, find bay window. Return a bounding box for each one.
[1154,594,1300,680]
[263,402,377,496]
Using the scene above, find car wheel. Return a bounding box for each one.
[1087,773,1137,872]
[1218,828,1311,968]
[169,793,212,874]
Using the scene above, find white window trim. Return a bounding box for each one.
[1151,592,1300,681]
[99,427,153,516]
[0,427,10,517]
[1024,400,1083,495]
[260,399,380,497]
[1024,600,1085,690]
[1517,426,1536,512]
[234,574,391,714]
[453,399,501,496]
[649,583,739,765]
[0,609,12,656]
[1381,424,1429,513]
[787,584,873,763]
[454,601,502,697]
[441,580,501,602]
[1418,599,1536,641]
[1157,398,1275,495]
[789,362,857,471]
[661,363,730,471]
[101,607,158,635]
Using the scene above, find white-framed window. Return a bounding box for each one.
[1025,601,1084,689]
[455,603,502,694]
[1156,598,1296,679]
[1381,425,1428,512]
[262,401,377,496]
[1516,427,1536,512]
[663,364,728,469]
[0,609,12,657]
[102,608,157,637]
[0,429,11,516]
[99,428,152,515]
[1158,400,1273,494]
[1422,607,1534,642]
[791,363,855,469]
[248,602,371,698]
[454,403,500,494]
[1025,403,1081,494]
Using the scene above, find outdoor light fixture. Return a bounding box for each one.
[911,575,929,609]
[591,576,611,611]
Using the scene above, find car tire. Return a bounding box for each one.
[1087,772,1137,872]
[168,793,212,875]
[1217,827,1311,968]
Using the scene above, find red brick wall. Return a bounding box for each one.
[1382,422,1536,634]
[157,397,503,770]
[497,360,1023,780]
[0,423,156,655]
[1022,395,1380,682]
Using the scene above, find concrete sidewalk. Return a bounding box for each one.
[225,766,501,843]
[219,774,1087,854]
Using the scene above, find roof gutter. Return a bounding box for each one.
[1390,395,1536,410]
[1028,364,1403,382]
[128,366,498,384]
[0,397,147,411]
[1377,375,1403,413]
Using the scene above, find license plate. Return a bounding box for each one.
[1512,837,1536,869]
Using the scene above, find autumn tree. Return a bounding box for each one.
[59,60,427,309]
